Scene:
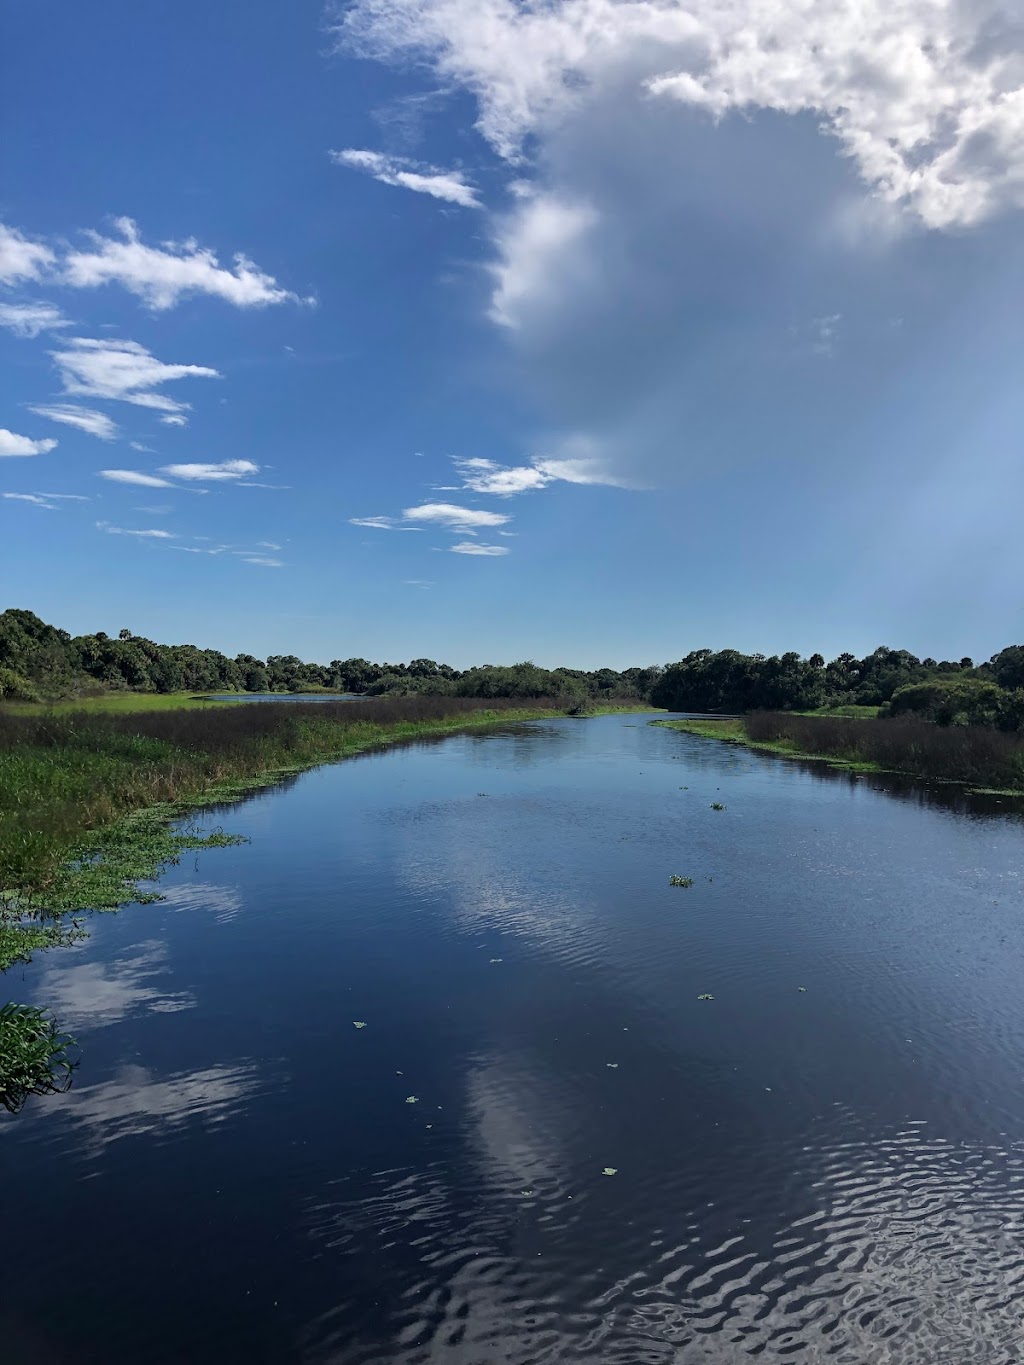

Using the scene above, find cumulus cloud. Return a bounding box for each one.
[62,217,304,310]
[331,149,481,207]
[0,300,70,338]
[453,453,626,494]
[28,403,119,440]
[97,521,175,538]
[50,337,219,418]
[449,541,510,555]
[98,469,174,488]
[159,459,259,481]
[0,427,58,457]
[402,501,511,529]
[340,0,1024,229]
[338,0,1024,491]
[454,457,550,495]
[0,222,55,283]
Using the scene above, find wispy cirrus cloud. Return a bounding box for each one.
[331,149,481,208]
[0,222,55,283]
[449,541,509,556]
[51,337,220,420]
[0,300,71,338]
[402,501,510,530]
[97,520,174,539]
[160,459,259,482]
[98,469,174,488]
[28,403,119,440]
[348,515,422,531]
[3,492,58,509]
[238,555,284,567]
[0,427,58,457]
[62,217,308,311]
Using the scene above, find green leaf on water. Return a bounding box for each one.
[602,1167,618,1177]
[353,1021,367,1029]
[405,1095,419,1104]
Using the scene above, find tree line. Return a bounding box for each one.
[0,609,658,704]
[650,646,1024,729]
[3,609,1022,727]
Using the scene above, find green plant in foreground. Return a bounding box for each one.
[0,1003,76,1114]
[668,875,694,887]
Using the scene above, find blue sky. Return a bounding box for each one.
[2,0,1022,669]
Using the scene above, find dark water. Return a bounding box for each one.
[209,693,363,703]
[4,714,1024,1364]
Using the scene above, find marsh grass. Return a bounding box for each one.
[0,1003,76,1114]
[655,713,1024,791]
[0,696,572,965]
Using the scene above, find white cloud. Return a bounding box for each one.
[449,541,510,555]
[2,492,58,509]
[454,457,550,495]
[0,427,58,457]
[402,501,511,529]
[62,217,304,310]
[240,555,284,567]
[348,515,422,530]
[490,195,597,328]
[0,222,55,283]
[0,300,70,338]
[98,469,174,488]
[159,413,188,427]
[340,0,1024,230]
[256,540,282,550]
[160,459,259,481]
[331,149,481,207]
[97,520,175,539]
[28,403,119,440]
[51,337,220,418]
[129,441,154,452]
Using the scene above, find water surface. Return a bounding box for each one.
[4,714,1024,1363]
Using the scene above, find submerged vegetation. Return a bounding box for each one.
[658,713,1024,793]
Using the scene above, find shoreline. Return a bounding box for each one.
[651,717,1024,796]
[2,702,653,972]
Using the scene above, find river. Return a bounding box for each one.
[3,713,1024,1363]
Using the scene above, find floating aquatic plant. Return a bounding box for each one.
[602,1167,618,1176]
[353,1021,367,1029]
[405,1095,419,1104]
[697,993,715,1001]
[669,875,694,888]
[710,802,726,811]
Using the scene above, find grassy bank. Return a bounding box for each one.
[0,695,643,1111]
[0,696,587,933]
[655,713,1024,792]
[4,690,241,716]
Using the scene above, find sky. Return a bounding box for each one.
[2,0,1022,670]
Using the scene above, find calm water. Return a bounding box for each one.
[4,714,1024,1364]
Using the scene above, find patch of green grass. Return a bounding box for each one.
[5,691,232,716]
[0,1003,76,1114]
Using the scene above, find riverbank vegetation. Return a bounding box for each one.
[652,646,1024,724]
[2,694,626,1110]
[657,713,1024,792]
[0,608,657,706]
